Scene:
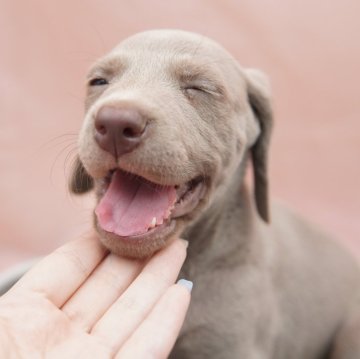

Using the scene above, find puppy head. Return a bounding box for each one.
[70,30,272,257]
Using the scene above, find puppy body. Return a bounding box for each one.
[175,180,360,358]
[72,30,360,358]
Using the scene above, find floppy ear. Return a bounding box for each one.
[245,69,273,223]
[69,157,94,194]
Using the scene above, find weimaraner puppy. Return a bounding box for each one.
[70,30,360,358]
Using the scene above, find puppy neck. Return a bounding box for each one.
[182,156,260,269]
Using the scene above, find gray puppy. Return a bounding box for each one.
[70,30,360,358]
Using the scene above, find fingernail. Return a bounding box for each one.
[180,239,189,248]
[177,278,193,292]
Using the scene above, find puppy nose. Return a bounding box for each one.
[94,106,148,158]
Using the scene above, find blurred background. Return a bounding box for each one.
[1,0,359,271]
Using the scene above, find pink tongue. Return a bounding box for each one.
[95,171,177,237]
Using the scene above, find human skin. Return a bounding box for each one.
[0,233,191,358]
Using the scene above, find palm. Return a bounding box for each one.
[0,291,110,358]
[0,234,190,358]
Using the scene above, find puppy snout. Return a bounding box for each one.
[94,106,148,158]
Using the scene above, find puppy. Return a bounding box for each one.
[70,30,360,358]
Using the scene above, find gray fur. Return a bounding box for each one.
[71,30,360,358]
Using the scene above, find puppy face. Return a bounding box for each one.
[72,30,271,258]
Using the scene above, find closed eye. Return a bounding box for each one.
[89,77,109,86]
[182,83,223,98]
[177,65,225,99]
[183,85,207,94]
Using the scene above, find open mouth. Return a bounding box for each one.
[95,169,206,241]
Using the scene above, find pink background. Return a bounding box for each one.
[1,0,359,270]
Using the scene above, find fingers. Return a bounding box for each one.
[90,238,188,354]
[116,282,192,359]
[62,253,144,331]
[11,232,107,307]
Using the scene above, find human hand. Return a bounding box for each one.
[0,233,191,358]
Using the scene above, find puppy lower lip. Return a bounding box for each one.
[96,218,176,245]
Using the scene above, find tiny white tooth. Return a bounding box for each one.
[150,217,156,227]
[165,205,175,218]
